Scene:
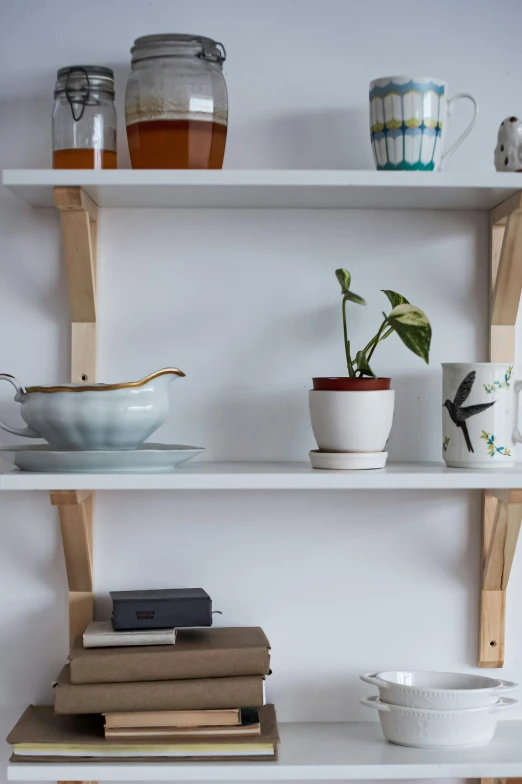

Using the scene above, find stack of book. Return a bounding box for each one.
[57,626,270,713]
[7,626,278,762]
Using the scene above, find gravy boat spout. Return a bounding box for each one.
[137,368,186,390]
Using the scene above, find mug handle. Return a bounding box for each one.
[0,375,41,438]
[514,380,522,444]
[440,93,478,170]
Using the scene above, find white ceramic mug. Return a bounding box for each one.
[442,363,521,468]
[369,76,478,171]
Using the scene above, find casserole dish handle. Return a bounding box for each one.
[494,680,518,695]
[0,375,41,438]
[360,673,388,688]
[491,697,518,712]
[360,696,391,712]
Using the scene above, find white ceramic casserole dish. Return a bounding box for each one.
[360,670,517,709]
[361,695,517,748]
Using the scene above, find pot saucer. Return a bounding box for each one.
[309,449,387,470]
[0,443,204,473]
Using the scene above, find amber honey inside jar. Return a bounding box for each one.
[125,35,228,169]
[53,149,117,169]
[53,66,117,169]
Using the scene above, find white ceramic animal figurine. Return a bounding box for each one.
[494,116,522,171]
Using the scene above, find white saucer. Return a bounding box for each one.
[0,443,204,473]
[309,449,388,470]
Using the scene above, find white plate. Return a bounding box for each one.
[309,450,387,470]
[0,443,204,473]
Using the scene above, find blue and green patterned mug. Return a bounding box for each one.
[369,76,478,171]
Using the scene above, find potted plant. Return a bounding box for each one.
[309,269,431,469]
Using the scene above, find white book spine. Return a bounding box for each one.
[82,621,176,648]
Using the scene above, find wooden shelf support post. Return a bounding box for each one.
[480,191,522,667]
[52,186,98,661]
[480,491,522,666]
[53,186,97,384]
[50,490,94,649]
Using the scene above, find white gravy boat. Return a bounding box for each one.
[0,368,185,450]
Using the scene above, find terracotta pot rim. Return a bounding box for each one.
[312,376,392,391]
[313,377,392,381]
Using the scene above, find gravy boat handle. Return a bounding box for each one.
[0,375,41,438]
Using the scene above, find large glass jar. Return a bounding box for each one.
[125,35,228,169]
[53,66,117,169]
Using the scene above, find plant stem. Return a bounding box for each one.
[367,322,391,362]
[342,296,355,377]
[361,322,394,362]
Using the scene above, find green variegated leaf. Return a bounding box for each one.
[355,350,376,377]
[336,268,366,305]
[335,268,351,294]
[388,303,429,326]
[382,289,410,309]
[344,290,366,305]
[385,304,431,363]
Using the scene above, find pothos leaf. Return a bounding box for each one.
[335,269,351,294]
[344,290,366,306]
[385,304,431,364]
[354,350,376,378]
[388,303,430,327]
[335,268,366,305]
[382,289,410,309]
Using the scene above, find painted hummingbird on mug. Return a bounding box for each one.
[443,371,495,453]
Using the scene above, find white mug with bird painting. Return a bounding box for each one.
[442,363,522,468]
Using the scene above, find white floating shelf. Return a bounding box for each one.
[2,169,521,210]
[8,720,522,781]
[1,461,522,491]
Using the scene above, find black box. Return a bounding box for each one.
[110,588,212,631]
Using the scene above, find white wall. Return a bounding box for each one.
[1,1,522,782]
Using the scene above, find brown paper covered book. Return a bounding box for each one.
[70,626,271,685]
[104,708,242,729]
[54,665,266,714]
[7,704,279,762]
[104,707,260,737]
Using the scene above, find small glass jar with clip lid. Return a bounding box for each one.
[53,66,117,169]
[125,34,228,169]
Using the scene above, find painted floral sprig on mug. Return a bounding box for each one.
[480,430,511,458]
[335,269,432,378]
[484,366,513,393]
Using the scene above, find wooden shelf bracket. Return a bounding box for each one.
[480,491,522,666]
[54,186,97,384]
[50,490,94,649]
[480,191,522,668]
[52,187,98,657]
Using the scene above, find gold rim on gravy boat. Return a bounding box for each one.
[26,368,185,394]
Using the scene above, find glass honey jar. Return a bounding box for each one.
[53,66,117,169]
[125,35,228,169]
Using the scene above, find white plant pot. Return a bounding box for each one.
[309,389,395,453]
